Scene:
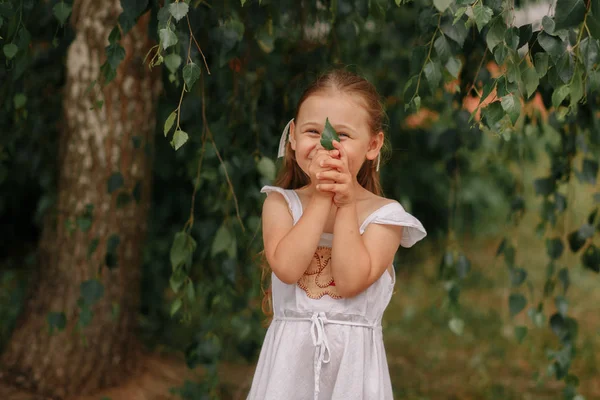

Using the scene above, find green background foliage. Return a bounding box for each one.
[1,0,600,398]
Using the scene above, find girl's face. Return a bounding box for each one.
[289,91,383,183]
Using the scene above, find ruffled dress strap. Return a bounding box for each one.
[359,202,427,248]
[260,185,302,224]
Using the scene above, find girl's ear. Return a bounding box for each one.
[289,120,297,151]
[366,131,384,161]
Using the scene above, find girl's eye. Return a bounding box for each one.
[307,129,320,135]
[338,133,349,138]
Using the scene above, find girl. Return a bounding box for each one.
[247,70,427,400]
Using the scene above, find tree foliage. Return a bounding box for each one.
[1,0,600,398]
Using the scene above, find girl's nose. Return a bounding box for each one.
[315,141,324,150]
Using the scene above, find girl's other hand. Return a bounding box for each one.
[309,149,335,197]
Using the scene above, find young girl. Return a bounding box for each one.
[247,70,427,400]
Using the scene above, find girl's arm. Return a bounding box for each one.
[330,203,403,298]
[262,192,333,284]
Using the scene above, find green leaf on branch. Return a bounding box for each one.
[170,298,182,317]
[164,53,182,73]
[552,84,570,108]
[554,0,586,31]
[518,24,533,48]
[568,224,594,252]
[534,177,556,196]
[47,312,67,334]
[434,0,452,12]
[171,130,189,151]
[121,0,149,20]
[582,158,599,184]
[478,80,496,105]
[106,43,126,69]
[3,43,17,59]
[494,44,508,65]
[169,2,189,21]
[556,52,574,83]
[504,27,519,51]
[509,293,527,317]
[538,32,565,61]
[534,53,550,78]
[472,5,493,32]
[107,172,124,194]
[183,62,201,90]
[159,27,178,50]
[580,37,599,73]
[80,279,104,306]
[211,224,237,258]
[164,110,177,136]
[170,231,196,271]
[53,2,72,25]
[510,268,528,287]
[448,318,464,336]
[424,61,442,94]
[581,244,600,272]
[486,18,506,51]
[13,93,26,109]
[501,94,520,125]
[442,21,468,46]
[434,35,452,63]
[546,237,564,259]
[453,7,467,25]
[542,16,556,35]
[523,67,539,99]
[257,156,276,181]
[321,118,340,150]
[445,57,462,78]
[514,326,528,343]
[558,268,570,293]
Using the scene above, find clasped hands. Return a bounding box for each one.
[308,140,355,208]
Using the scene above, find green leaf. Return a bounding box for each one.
[424,61,442,93]
[501,94,520,125]
[479,80,496,105]
[542,15,556,35]
[580,37,599,73]
[164,53,181,73]
[13,93,26,109]
[555,295,568,317]
[523,67,539,99]
[47,312,67,334]
[186,282,195,302]
[107,172,124,194]
[106,43,126,69]
[570,69,584,107]
[534,177,556,196]
[510,267,528,287]
[433,0,452,12]
[514,326,528,343]
[434,35,452,63]
[170,298,182,317]
[80,279,104,306]
[87,237,100,259]
[442,21,468,47]
[552,85,570,108]
[453,7,467,25]
[582,158,599,184]
[53,2,72,25]
[256,29,275,53]
[582,244,600,272]
[445,57,462,78]
[171,130,189,150]
[534,53,550,78]
[121,0,148,19]
[448,318,464,336]
[481,101,504,128]
[554,0,586,31]
[538,32,565,61]
[509,293,527,317]
[211,224,235,257]
[3,43,17,59]
[493,44,508,65]
[164,110,177,136]
[472,5,493,32]
[518,24,533,49]
[170,231,196,270]
[556,52,574,83]
[546,237,565,259]
[505,27,519,51]
[257,156,276,181]
[169,2,189,21]
[486,18,506,51]
[558,268,570,292]
[159,28,178,50]
[321,118,340,150]
[183,62,201,90]
[241,0,247,5]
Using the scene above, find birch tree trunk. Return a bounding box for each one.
[0,1,161,397]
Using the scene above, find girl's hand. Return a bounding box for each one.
[315,140,355,208]
[309,149,336,198]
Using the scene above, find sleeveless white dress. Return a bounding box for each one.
[247,185,427,400]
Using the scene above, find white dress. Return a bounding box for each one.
[247,185,427,400]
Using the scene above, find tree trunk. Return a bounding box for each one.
[0,1,161,398]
